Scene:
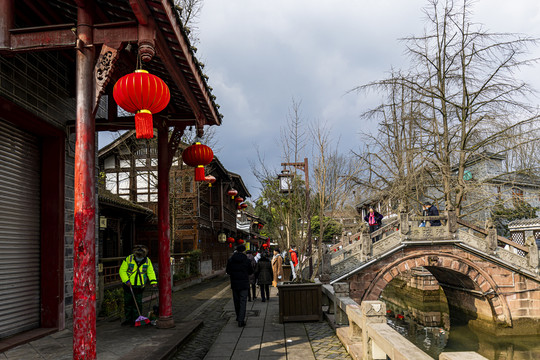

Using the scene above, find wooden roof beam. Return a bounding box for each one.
[0,22,138,53]
[128,0,207,128]
[158,0,220,127]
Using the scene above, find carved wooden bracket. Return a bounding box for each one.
[168,125,186,171]
[93,44,121,117]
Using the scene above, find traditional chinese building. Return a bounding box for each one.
[0,0,221,353]
[98,131,251,273]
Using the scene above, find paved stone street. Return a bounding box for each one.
[199,280,352,360]
[0,274,353,360]
[172,276,232,360]
[305,322,351,360]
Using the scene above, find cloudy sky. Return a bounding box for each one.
[192,0,540,200]
[100,0,540,200]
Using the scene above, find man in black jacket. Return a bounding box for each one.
[424,202,441,226]
[226,244,253,327]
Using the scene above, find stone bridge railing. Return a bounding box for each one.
[329,210,540,280]
[321,283,489,360]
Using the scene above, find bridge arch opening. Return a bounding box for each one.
[362,253,512,329]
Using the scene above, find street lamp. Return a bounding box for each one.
[278,169,293,193]
[279,158,311,277]
[347,231,352,244]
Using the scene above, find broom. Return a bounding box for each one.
[129,285,150,326]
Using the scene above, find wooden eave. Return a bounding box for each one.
[2,0,221,131]
[229,171,251,199]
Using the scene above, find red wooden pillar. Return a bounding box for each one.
[157,120,175,328]
[0,0,14,49]
[73,1,96,359]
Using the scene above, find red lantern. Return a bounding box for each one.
[204,175,216,187]
[227,189,238,199]
[113,70,170,139]
[240,203,248,209]
[235,197,244,204]
[262,243,268,249]
[258,223,263,229]
[182,142,214,181]
[238,239,244,244]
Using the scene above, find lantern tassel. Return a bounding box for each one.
[195,166,205,181]
[135,110,154,139]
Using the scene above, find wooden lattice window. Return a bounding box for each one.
[510,231,526,256]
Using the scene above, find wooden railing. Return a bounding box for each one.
[100,256,124,286]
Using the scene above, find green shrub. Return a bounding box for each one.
[100,287,124,317]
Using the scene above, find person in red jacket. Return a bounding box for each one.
[289,245,299,280]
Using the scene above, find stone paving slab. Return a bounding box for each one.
[0,275,353,360]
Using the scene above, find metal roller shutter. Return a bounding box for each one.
[0,119,41,339]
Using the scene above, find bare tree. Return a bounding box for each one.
[251,99,311,280]
[174,0,204,45]
[310,121,356,278]
[354,0,540,217]
[353,74,429,212]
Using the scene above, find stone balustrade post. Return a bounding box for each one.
[399,209,409,235]
[361,301,386,360]
[333,282,349,325]
[486,225,497,253]
[447,209,457,233]
[526,235,539,270]
[361,233,372,261]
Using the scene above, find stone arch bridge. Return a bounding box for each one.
[328,211,540,335]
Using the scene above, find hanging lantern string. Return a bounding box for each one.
[136,49,143,71]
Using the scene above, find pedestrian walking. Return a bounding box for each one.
[246,250,257,301]
[118,244,157,326]
[271,248,284,287]
[226,244,253,327]
[254,252,273,302]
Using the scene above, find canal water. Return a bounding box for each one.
[381,273,540,359]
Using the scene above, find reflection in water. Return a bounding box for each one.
[382,275,540,359]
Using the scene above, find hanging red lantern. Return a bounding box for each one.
[182,142,214,181]
[258,223,264,229]
[240,203,248,209]
[204,175,216,187]
[113,70,170,139]
[238,239,244,244]
[235,197,244,204]
[227,189,238,199]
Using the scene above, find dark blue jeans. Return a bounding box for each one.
[232,288,248,322]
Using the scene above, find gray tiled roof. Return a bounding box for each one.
[508,218,540,229]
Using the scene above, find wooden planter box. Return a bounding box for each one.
[278,281,322,323]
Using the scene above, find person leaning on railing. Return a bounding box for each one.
[364,207,383,243]
[423,202,441,227]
